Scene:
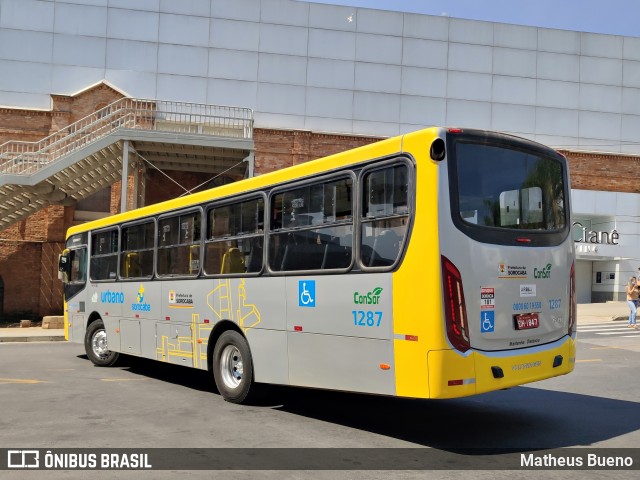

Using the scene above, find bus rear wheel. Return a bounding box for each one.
[212,330,255,404]
[85,319,119,367]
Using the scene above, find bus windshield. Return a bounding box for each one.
[454,141,566,231]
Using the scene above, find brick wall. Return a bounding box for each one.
[253,128,381,174]
[56,83,123,125]
[39,242,64,316]
[562,150,640,194]
[0,242,43,318]
[0,108,51,144]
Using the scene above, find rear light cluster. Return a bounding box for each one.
[441,256,470,352]
[568,261,576,336]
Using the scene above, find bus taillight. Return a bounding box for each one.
[568,261,576,336]
[441,256,470,352]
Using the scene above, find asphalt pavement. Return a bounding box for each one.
[0,301,633,343]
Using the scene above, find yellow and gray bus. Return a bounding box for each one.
[58,127,576,403]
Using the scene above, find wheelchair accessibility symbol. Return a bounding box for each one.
[299,280,316,307]
[481,311,495,333]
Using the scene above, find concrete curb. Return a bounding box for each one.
[0,336,66,343]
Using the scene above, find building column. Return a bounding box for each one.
[244,151,255,178]
[120,140,129,213]
[132,160,139,210]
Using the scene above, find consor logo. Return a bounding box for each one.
[353,287,383,305]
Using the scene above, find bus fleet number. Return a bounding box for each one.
[548,299,561,310]
[352,310,382,327]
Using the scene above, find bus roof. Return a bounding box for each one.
[65,129,432,238]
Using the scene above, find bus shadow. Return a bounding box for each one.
[272,386,640,452]
[77,354,216,394]
[76,353,640,452]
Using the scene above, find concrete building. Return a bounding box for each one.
[1,0,640,316]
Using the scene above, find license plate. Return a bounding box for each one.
[514,313,539,330]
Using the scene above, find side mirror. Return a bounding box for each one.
[58,249,70,283]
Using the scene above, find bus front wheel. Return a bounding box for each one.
[85,320,119,367]
[212,330,255,404]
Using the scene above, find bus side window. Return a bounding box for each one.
[157,212,201,277]
[369,229,400,267]
[69,247,87,283]
[360,163,409,269]
[120,221,155,279]
[221,246,245,274]
[205,241,226,274]
[124,252,141,278]
[90,229,118,281]
[244,237,263,273]
[269,177,353,272]
[205,198,264,276]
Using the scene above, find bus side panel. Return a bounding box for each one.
[287,333,395,395]
[247,329,289,385]
[285,274,393,339]
[66,293,90,343]
[103,316,121,352]
[90,282,124,321]
[236,277,289,385]
[158,280,218,370]
[115,281,160,358]
[201,277,289,383]
[285,274,394,394]
[155,322,192,366]
[85,282,125,352]
[71,314,85,344]
[393,129,446,398]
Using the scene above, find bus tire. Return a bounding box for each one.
[85,319,119,367]
[212,330,255,404]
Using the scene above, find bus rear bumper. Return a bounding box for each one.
[427,336,576,399]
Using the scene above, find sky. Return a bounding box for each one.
[305,0,640,38]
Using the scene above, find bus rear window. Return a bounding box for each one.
[455,142,566,231]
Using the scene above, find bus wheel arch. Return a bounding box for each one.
[86,311,102,329]
[208,321,256,404]
[84,314,119,367]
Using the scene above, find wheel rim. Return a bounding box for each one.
[220,345,243,389]
[92,330,110,359]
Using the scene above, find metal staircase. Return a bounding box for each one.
[0,98,254,229]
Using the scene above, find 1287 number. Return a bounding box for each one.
[352,310,382,327]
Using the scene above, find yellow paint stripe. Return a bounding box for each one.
[0,378,46,384]
[576,359,602,363]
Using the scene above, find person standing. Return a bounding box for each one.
[626,277,639,328]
